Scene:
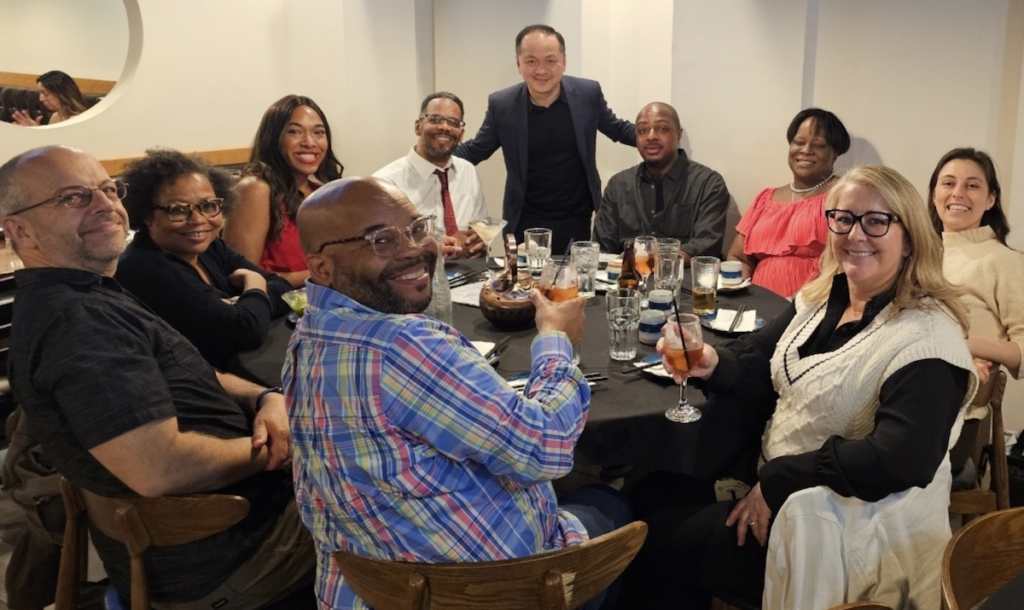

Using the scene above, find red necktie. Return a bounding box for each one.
[433,168,459,237]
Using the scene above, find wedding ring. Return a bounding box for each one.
[748,520,757,526]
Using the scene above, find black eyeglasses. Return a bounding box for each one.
[825,209,901,237]
[420,114,465,130]
[155,199,224,222]
[10,179,127,216]
[316,215,436,258]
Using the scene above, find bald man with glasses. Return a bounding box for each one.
[285,176,630,610]
[0,146,316,609]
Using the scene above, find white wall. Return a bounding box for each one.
[0,0,128,80]
[3,0,1024,428]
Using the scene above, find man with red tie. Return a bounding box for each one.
[374,92,488,258]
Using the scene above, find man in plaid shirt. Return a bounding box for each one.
[284,177,629,609]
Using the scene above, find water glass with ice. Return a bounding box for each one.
[606,289,641,361]
[524,228,552,278]
[570,241,600,298]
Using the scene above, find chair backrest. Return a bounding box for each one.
[56,477,249,610]
[949,369,1009,517]
[334,520,647,610]
[941,506,1024,610]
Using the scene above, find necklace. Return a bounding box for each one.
[790,171,835,194]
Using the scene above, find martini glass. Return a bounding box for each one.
[469,217,508,261]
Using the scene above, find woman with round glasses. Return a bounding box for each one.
[225,94,344,288]
[725,108,850,297]
[928,147,1024,471]
[11,70,90,126]
[626,166,977,609]
[116,148,291,369]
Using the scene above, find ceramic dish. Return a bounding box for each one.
[700,310,765,333]
[717,277,752,292]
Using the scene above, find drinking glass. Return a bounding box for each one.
[539,258,581,363]
[468,217,508,259]
[524,228,553,278]
[606,289,641,361]
[664,313,704,423]
[633,236,658,307]
[655,239,682,294]
[570,241,600,298]
[691,256,720,317]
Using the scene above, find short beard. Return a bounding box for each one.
[335,250,437,314]
[421,138,457,164]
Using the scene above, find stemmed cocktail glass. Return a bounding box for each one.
[664,313,704,423]
[468,217,508,260]
[634,235,658,308]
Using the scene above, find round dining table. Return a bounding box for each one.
[232,261,790,479]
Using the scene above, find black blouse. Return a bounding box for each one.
[115,231,292,370]
[706,275,970,513]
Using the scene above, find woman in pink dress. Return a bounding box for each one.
[726,108,850,298]
[226,95,344,288]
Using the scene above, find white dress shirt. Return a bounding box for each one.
[374,148,487,230]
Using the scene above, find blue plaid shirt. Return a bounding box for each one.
[283,282,590,609]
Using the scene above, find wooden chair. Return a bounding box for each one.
[941,506,1024,610]
[55,477,250,610]
[949,370,1009,521]
[333,520,647,609]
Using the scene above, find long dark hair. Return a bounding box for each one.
[927,147,1008,245]
[242,95,343,241]
[37,70,88,117]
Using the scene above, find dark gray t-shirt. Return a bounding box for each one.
[8,267,292,603]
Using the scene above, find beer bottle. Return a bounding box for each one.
[618,239,640,291]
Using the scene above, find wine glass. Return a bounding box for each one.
[634,236,658,307]
[664,313,704,423]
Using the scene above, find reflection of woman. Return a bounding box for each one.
[225,95,344,288]
[628,166,977,609]
[726,108,850,298]
[929,147,1024,469]
[116,148,291,370]
[11,70,89,126]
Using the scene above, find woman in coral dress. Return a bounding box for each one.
[727,108,850,298]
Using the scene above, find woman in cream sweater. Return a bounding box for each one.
[929,147,1024,468]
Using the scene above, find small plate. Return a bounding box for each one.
[700,311,765,334]
[717,278,752,292]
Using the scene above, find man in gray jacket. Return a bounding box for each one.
[594,102,729,262]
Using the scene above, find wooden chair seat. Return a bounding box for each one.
[941,506,1024,610]
[55,477,249,610]
[333,520,647,610]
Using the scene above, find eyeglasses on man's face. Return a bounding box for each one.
[825,209,901,237]
[11,179,128,216]
[155,199,225,222]
[420,114,465,130]
[315,215,436,258]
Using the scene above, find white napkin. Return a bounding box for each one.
[470,341,495,356]
[710,309,757,332]
[633,360,673,379]
[449,280,487,307]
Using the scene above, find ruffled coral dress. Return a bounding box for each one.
[735,187,828,298]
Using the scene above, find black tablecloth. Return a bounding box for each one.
[233,262,789,477]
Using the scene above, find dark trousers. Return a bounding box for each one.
[560,484,633,610]
[622,472,767,609]
[515,214,593,255]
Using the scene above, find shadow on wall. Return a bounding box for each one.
[839,137,884,172]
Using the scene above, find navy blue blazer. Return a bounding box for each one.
[454,75,636,231]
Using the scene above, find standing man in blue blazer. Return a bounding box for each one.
[454,24,636,252]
